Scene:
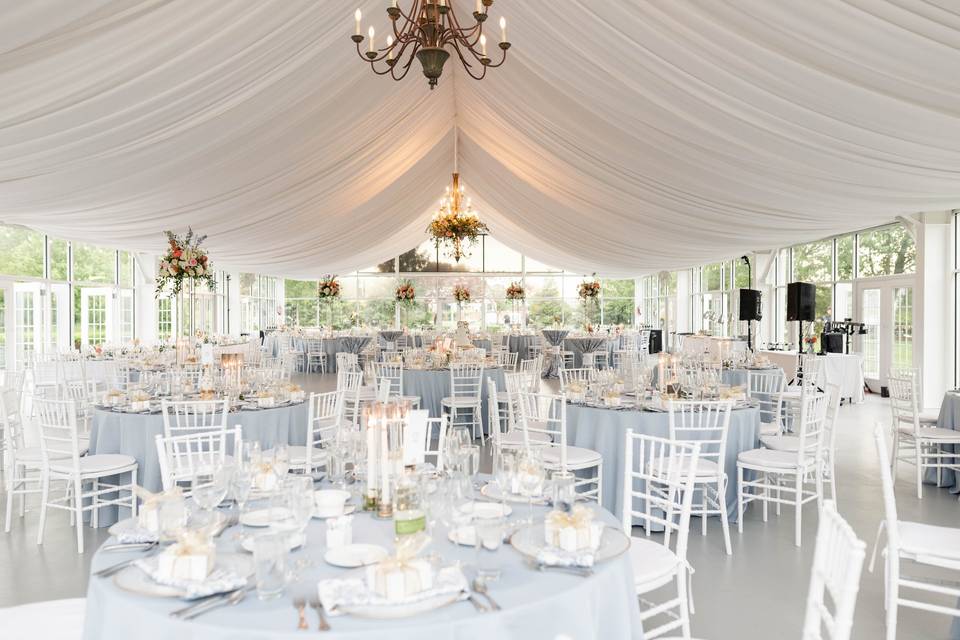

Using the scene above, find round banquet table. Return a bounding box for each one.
[402,367,506,435]
[322,336,374,373]
[566,403,761,521]
[88,402,309,526]
[562,337,609,369]
[929,391,960,493]
[82,482,644,640]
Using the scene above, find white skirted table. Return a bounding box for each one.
[82,484,644,640]
[759,351,865,403]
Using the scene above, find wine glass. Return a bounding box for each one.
[230,465,254,520]
[192,465,230,526]
[272,444,290,480]
[517,449,545,524]
[493,448,516,501]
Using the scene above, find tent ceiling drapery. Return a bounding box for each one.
[0,1,958,278]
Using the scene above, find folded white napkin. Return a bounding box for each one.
[536,548,595,569]
[114,528,159,544]
[134,557,247,600]
[316,566,468,615]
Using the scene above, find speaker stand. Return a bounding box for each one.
[746,319,753,351]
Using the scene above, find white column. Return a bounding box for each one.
[915,211,952,408]
[752,251,776,347]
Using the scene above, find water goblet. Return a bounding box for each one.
[473,514,506,580]
[191,465,231,526]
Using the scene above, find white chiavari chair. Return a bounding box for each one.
[518,391,602,502]
[31,353,61,400]
[782,355,824,431]
[155,426,240,495]
[494,350,518,371]
[889,366,940,421]
[559,367,596,392]
[424,416,448,472]
[748,368,786,437]
[667,399,735,555]
[888,372,960,498]
[336,352,360,374]
[305,338,327,374]
[289,391,343,474]
[371,361,420,410]
[337,370,364,428]
[622,432,701,639]
[3,386,43,532]
[737,390,828,547]
[161,399,230,438]
[520,356,542,393]
[487,379,550,454]
[869,424,960,640]
[527,335,544,362]
[442,362,485,442]
[35,397,138,553]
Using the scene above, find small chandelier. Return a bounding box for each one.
[427,172,488,262]
[351,1,511,90]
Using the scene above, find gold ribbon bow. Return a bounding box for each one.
[546,505,593,529]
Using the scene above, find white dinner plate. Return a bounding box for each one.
[447,526,476,546]
[107,517,139,537]
[509,522,630,564]
[239,531,305,553]
[480,483,546,505]
[113,553,254,599]
[323,544,389,568]
[239,507,292,528]
[457,501,512,518]
[312,504,357,520]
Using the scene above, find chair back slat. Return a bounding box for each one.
[161,399,229,438]
[449,363,483,400]
[667,400,733,466]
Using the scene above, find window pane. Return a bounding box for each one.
[892,287,913,370]
[734,261,750,289]
[857,225,916,276]
[792,240,832,283]
[776,249,790,286]
[73,243,115,284]
[602,279,635,326]
[118,251,134,288]
[836,235,853,280]
[0,226,44,278]
[482,236,522,272]
[703,263,722,291]
[398,241,439,272]
[239,273,256,296]
[50,239,68,281]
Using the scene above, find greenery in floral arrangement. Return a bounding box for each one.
[395,280,416,304]
[578,274,601,301]
[155,228,214,297]
[505,281,525,301]
[453,284,471,304]
[427,212,488,262]
[318,275,341,301]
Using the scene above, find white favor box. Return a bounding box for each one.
[157,545,215,582]
[365,559,433,601]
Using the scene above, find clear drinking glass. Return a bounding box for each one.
[517,449,545,524]
[272,445,290,479]
[191,465,230,525]
[461,444,480,478]
[474,514,506,579]
[253,532,288,600]
[493,448,516,499]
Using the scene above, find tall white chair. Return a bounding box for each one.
[559,367,596,392]
[155,426,240,495]
[667,399,734,555]
[35,398,138,553]
[802,500,867,640]
[424,415,448,472]
[371,361,420,409]
[737,390,828,547]
[869,424,960,640]
[161,399,229,437]
[336,352,360,374]
[518,391,603,502]
[520,356,543,392]
[622,432,701,639]
[782,355,824,431]
[289,391,344,474]
[762,382,843,504]
[888,372,960,498]
[441,363,485,442]
[747,368,785,437]
[3,387,43,532]
[337,370,365,428]
[487,379,551,453]
[305,338,328,374]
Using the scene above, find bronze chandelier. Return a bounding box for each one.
[351,1,511,90]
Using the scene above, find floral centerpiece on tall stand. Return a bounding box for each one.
[578,274,601,329]
[318,275,341,329]
[506,281,526,329]
[453,284,471,324]
[395,280,415,328]
[155,229,214,340]
[427,173,488,262]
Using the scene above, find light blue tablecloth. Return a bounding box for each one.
[566,403,761,521]
[88,403,309,526]
[402,367,506,435]
[83,482,644,640]
[563,337,609,368]
[931,392,960,493]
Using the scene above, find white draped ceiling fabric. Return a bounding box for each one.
[1,0,959,278]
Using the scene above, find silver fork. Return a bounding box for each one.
[471,578,501,611]
[293,598,308,630]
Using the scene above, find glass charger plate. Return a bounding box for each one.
[509,522,630,564]
[480,483,547,505]
[113,553,253,598]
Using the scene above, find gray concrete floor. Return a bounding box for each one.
[1,374,958,638]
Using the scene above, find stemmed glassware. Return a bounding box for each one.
[192,464,231,526]
[517,448,546,524]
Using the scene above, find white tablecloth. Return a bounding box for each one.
[759,351,865,403]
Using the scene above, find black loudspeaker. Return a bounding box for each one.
[787,282,816,321]
[738,289,762,321]
[648,329,663,354]
[821,333,844,354]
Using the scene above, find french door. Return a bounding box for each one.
[854,276,914,393]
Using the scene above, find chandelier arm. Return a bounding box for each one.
[442,9,481,48]
[390,2,420,40]
[482,48,509,68]
[448,40,487,80]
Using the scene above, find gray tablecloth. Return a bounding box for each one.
[402,367,506,435]
[266,335,306,359]
[378,330,403,347]
[541,330,569,379]
[566,404,761,521]
[88,403,309,526]
[931,392,960,493]
[325,337,374,373]
[82,483,643,640]
[563,337,609,368]
[472,339,492,353]
[506,335,538,360]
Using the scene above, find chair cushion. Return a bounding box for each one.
[898,521,960,562]
[50,454,137,475]
[897,425,960,440]
[737,448,809,469]
[11,447,46,464]
[760,435,800,452]
[758,423,781,437]
[441,397,480,407]
[541,445,602,467]
[897,412,940,426]
[630,537,682,592]
[0,597,85,640]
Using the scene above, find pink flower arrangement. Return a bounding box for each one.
[505,282,525,301]
[453,284,471,304]
[155,228,214,297]
[395,280,416,304]
[578,274,601,301]
[318,275,341,301]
